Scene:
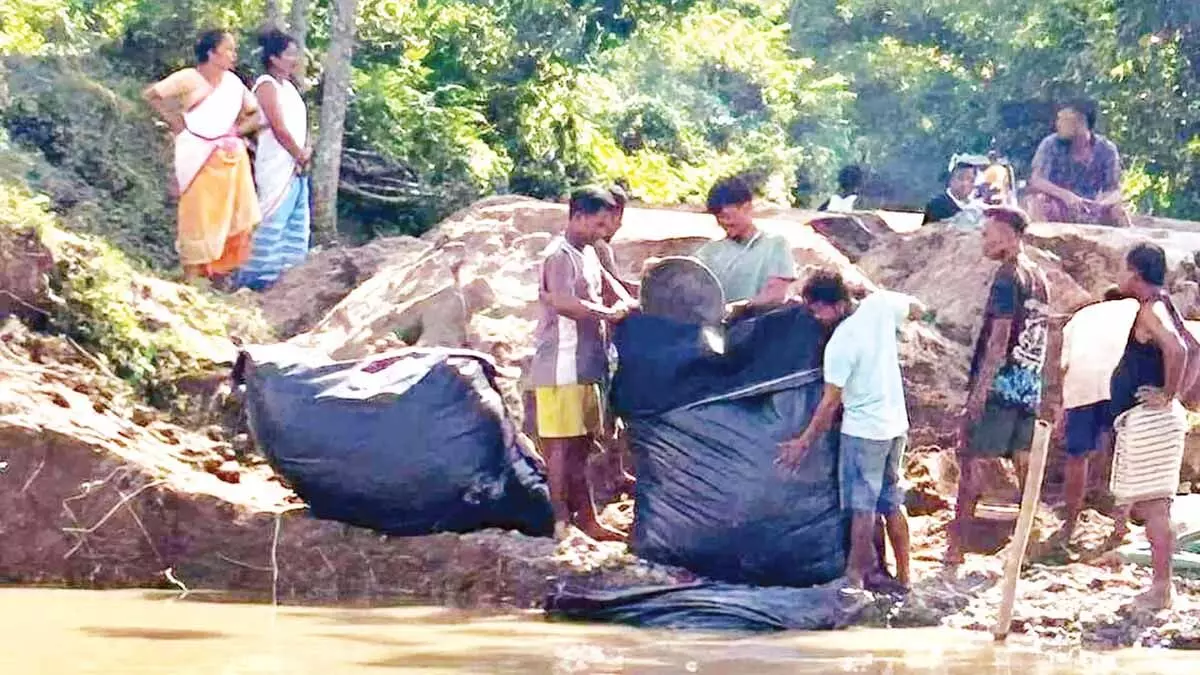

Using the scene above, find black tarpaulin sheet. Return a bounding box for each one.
[237,344,553,537]
[613,306,848,588]
[545,581,867,631]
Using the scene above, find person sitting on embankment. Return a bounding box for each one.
[1025,99,1132,228]
[948,207,1052,566]
[923,161,978,225]
[777,272,928,591]
[695,176,797,317]
[818,165,865,213]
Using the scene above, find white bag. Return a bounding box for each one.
[1110,401,1188,505]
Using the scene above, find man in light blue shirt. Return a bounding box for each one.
[777,271,926,590]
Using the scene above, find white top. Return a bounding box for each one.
[824,290,915,440]
[1060,299,1138,409]
[154,70,252,191]
[826,194,859,213]
[253,75,308,216]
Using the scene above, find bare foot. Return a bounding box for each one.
[1132,585,1175,612]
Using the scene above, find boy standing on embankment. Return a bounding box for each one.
[530,187,632,541]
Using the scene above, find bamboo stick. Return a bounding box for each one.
[993,419,1053,641]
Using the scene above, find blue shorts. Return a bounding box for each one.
[1064,401,1113,458]
[839,434,906,514]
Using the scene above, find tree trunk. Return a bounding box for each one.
[264,0,283,28]
[310,0,360,245]
[288,0,311,55]
[288,0,313,92]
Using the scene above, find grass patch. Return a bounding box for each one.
[0,174,272,410]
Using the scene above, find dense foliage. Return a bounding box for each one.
[2,0,1199,244]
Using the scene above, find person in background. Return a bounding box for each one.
[695,176,796,314]
[235,28,312,291]
[231,28,312,289]
[819,165,865,213]
[531,187,633,542]
[923,162,978,225]
[594,184,639,298]
[1026,100,1132,227]
[947,207,1051,566]
[143,29,261,282]
[1109,243,1188,609]
[594,183,638,491]
[778,272,926,590]
[1053,286,1133,549]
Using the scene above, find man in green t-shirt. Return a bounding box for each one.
[695,177,797,313]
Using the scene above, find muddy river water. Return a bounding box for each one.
[1,588,1194,674]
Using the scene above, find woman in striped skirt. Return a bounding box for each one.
[236,28,312,291]
[1110,243,1189,610]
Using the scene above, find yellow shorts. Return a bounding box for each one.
[534,384,603,439]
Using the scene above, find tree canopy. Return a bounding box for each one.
[2,0,1199,243]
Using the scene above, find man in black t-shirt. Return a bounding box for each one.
[947,206,1051,566]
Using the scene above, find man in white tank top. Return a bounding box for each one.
[235,29,312,291]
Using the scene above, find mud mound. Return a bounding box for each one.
[258,237,431,339]
[0,324,685,603]
[858,227,1092,346]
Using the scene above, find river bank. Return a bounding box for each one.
[4,198,1200,649]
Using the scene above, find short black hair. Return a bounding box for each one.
[1103,285,1125,301]
[258,28,296,69]
[983,206,1031,234]
[568,186,617,219]
[1060,98,1098,131]
[837,165,864,193]
[706,176,753,214]
[195,29,230,64]
[801,270,849,306]
[1127,243,1167,287]
[946,162,977,185]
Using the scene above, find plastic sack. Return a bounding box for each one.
[236,344,553,537]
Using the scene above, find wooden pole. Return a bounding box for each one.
[993,419,1053,641]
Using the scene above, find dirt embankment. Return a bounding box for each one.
[5,198,1200,647]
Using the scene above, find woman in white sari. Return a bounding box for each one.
[235,28,312,291]
[143,30,261,281]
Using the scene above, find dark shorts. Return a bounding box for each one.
[1064,400,1113,458]
[966,401,1036,458]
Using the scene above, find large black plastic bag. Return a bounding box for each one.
[546,582,867,631]
[612,307,849,587]
[237,344,553,537]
